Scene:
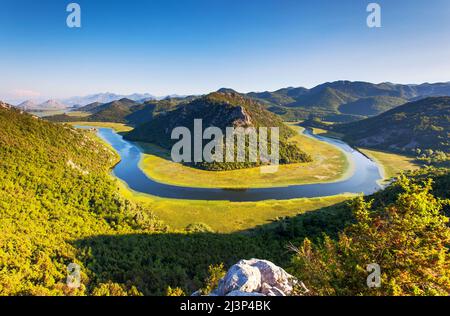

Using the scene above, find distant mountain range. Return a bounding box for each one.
[46,98,183,124]
[14,92,158,110]
[17,81,450,121]
[17,99,68,111]
[334,97,450,154]
[62,92,157,107]
[244,81,450,122]
[13,92,190,111]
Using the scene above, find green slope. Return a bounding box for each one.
[335,97,450,154]
[339,96,407,116]
[289,87,357,111]
[76,101,104,113]
[85,98,138,123]
[0,102,165,295]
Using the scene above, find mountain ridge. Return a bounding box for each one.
[334,96,450,155]
[13,81,450,120]
[244,81,450,121]
[16,99,68,111]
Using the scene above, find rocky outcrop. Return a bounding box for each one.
[0,101,11,109]
[196,259,308,297]
[230,106,252,128]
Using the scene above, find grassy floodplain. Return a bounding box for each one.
[117,180,355,232]
[359,148,421,179]
[69,121,134,132]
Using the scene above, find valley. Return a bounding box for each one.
[69,120,416,232]
[1,85,449,297]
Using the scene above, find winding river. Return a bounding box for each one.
[87,127,383,202]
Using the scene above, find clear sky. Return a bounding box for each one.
[1,0,449,102]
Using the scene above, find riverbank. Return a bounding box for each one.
[307,126,421,181]
[136,125,352,189]
[359,148,421,180]
[116,179,354,232]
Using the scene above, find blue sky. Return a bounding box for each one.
[1,0,449,102]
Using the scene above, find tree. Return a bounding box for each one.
[290,176,450,296]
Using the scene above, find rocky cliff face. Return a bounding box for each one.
[193,259,309,297]
[0,101,11,109]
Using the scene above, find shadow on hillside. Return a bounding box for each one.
[132,140,172,160]
[74,201,353,295]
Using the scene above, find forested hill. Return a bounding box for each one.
[125,91,312,170]
[334,97,450,156]
[0,102,165,295]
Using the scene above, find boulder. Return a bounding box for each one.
[241,259,296,294]
[218,262,262,295]
[226,290,265,297]
[194,258,306,297]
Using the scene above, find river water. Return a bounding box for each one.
[87,127,382,202]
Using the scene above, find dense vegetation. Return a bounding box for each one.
[291,173,450,295]
[334,97,450,160]
[125,91,312,171]
[1,101,449,296]
[0,103,166,295]
[0,103,319,295]
[338,96,407,116]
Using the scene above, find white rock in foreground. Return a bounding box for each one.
[198,259,308,297]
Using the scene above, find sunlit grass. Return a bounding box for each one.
[359,148,421,180]
[69,121,133,133]
[116,180,354,233]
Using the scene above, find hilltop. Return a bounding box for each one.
[83,98,138,122]
[125,91,312,170]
